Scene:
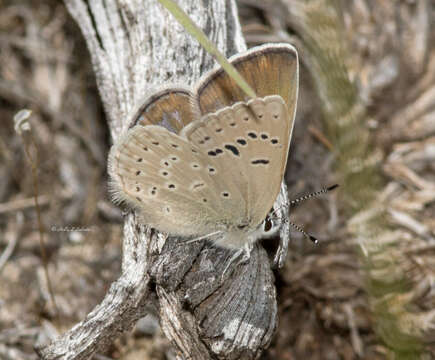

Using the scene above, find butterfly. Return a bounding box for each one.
[108,43,299,249]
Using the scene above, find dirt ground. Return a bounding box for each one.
[0,1,434,359]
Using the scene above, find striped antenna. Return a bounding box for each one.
[290,184,339,207]
[288,221,318,244]
[270,184,338,244]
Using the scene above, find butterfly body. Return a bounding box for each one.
[109,44,299,249]
[208,223,279,249]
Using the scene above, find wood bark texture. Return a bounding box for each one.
[37,1,290,359]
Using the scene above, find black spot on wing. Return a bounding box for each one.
[251,159,270,165]
[224,144,240,156]
[236,138,247,146]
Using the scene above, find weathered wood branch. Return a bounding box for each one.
[37,1,289,359]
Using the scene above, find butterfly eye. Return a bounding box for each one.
[264,216,273,232]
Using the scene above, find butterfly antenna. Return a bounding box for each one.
[287,184,338,244]
[289,221,318,244]
[269,184,339,218]
[290,184,339,207]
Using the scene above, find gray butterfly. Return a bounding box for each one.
[109,43,299,249]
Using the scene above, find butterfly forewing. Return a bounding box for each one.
[181,95,291,228]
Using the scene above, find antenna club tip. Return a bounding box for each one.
[327,184,339,191]
[309,235,318,244]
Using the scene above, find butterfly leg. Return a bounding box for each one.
[221,242,253,281]
[273,217,290,269]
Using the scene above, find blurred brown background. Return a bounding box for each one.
[0,1,434,359]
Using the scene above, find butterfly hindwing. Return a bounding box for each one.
[109,125,247,236]
[131,87,198,133]
[196,44,298,118]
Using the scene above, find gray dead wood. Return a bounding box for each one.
[37,1,290,359]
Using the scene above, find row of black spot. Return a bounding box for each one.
[135,184,157,202]
[162,155,179,167]
[142,140,180,151]
[198,136,211,145]
[206,136,279,159]
[135,187,229,209]
[207,148,223,157]
[203,131,278,151]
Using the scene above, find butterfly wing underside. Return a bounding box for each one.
[193,44,299,227]
[109,96,291,235]
[196,43,298,117]
[181,96,291,227]
[108,125,249,237]
[131,88,198,133]
[109,43,299,239]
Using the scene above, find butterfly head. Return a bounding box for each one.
[211,214,281,249]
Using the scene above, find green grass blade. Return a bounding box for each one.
[158,0,256,99]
